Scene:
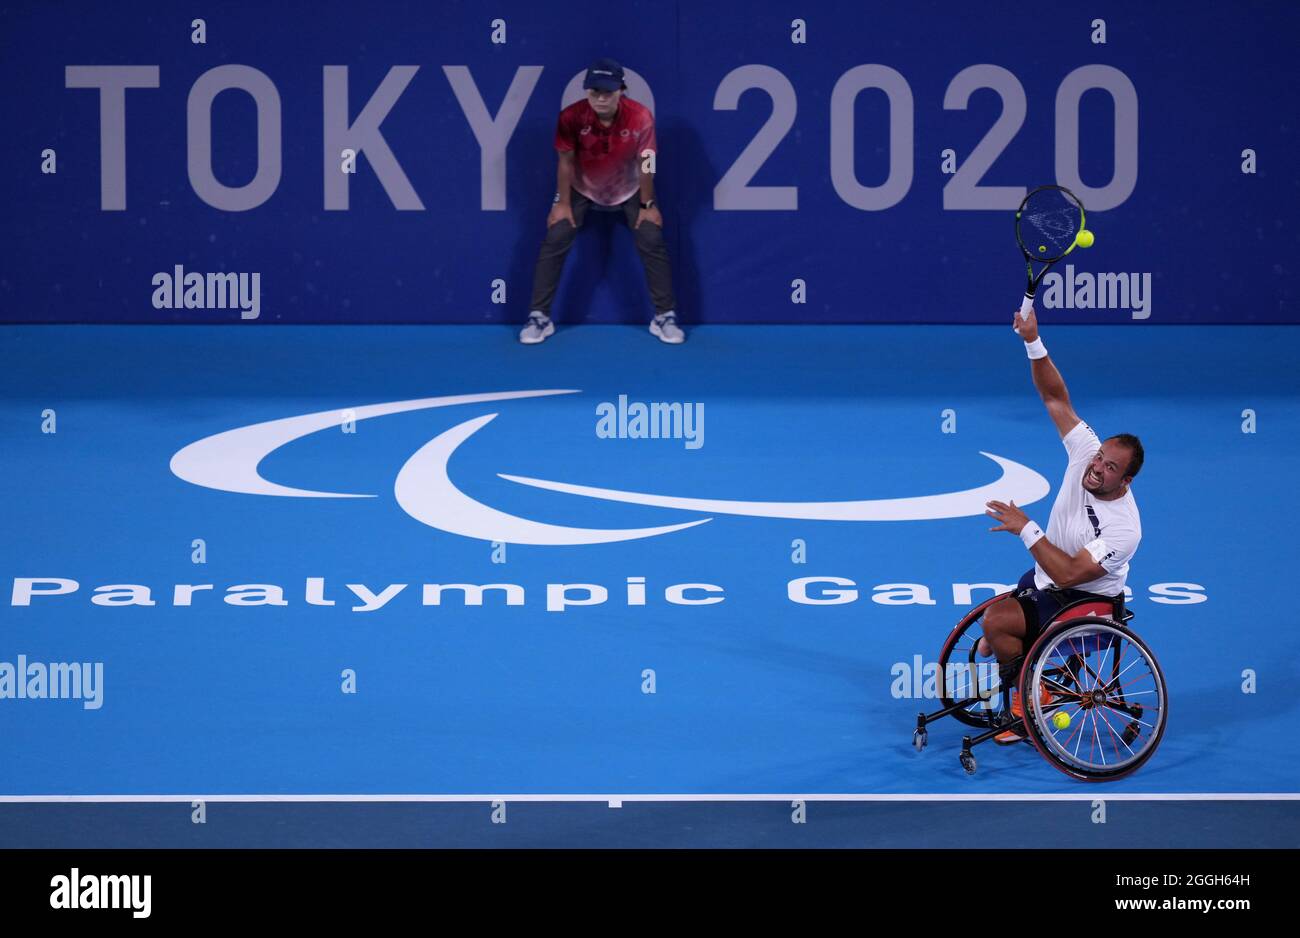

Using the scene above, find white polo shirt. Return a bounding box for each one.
[1034,421,1142,596]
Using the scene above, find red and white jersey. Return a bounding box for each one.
[554,97,657,207]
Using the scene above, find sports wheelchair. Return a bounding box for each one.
[913,590,1167,781]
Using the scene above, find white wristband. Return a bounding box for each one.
[1024,338,1047,360]
[1020,521,1045,549]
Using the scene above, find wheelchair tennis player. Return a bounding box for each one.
[981,303,1144,744]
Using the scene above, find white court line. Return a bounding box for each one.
[1,793,1297,803]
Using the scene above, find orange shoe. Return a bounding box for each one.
[994,684,1055,745]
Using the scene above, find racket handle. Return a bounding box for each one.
[1014,293,1034,333]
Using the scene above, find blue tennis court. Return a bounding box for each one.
[2,323,1296,845]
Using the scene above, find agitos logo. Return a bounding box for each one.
[170,389,1051,546]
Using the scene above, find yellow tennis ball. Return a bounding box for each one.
[1075,229,1095,248]
[1052,711,1071,730]
[1038,245,1046,253]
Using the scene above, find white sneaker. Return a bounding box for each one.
[650,311,685,344]
[519,311,554,345]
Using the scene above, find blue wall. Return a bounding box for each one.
[0,0,1294,324]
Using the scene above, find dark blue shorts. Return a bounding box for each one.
[1012,568,1115,647]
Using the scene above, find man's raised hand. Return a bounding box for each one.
[985,499,1029,535]
[1013,303,1039,342]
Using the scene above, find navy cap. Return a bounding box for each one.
[583,58,625,92]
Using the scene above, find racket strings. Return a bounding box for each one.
[1027,209,1080,247]
[1018,188,1083,261]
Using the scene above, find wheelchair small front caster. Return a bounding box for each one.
[959,737,977,774]
[913,729,927,751]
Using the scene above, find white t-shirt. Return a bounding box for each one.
[1034,421,1141,596]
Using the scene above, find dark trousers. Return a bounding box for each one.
[1013,567,1118,647]
[528,188,677,318]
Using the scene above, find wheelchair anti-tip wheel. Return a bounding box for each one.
[1019,616,1168,782]
[937,592,1012,730]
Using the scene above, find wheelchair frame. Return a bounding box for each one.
[913,590,1167,781]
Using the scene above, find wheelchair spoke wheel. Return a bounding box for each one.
[1020,618,1167,781]
[938,594,1011,729]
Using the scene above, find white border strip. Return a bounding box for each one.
[2,793,1298,804]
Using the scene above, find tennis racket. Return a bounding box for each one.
[1015,185,1087,320]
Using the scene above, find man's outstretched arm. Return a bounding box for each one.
[985,499,1107,588]
[1014,304,1081,440]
